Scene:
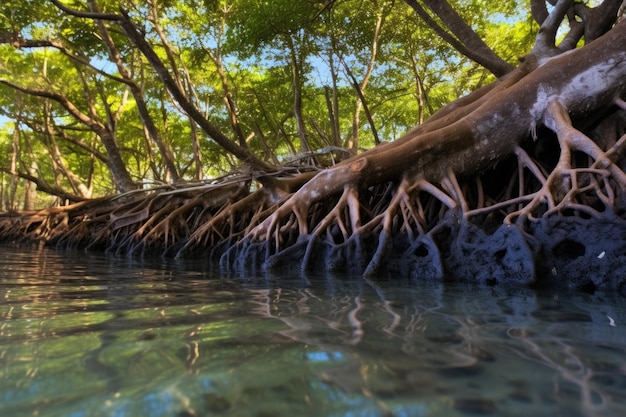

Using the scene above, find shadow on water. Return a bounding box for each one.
[1,245,626,417]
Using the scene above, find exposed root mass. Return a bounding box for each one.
[2,20,626,293]
[2,109,626,292]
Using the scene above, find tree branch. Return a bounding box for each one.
[18,118,110,164]
[532,0,574,58]
[342,60,381,146]
[582,0,623,41]
[50,0,120,21]
[0,35,133,87]
[403,0,513,77]
[532,0,622,58]
[116,8,275,172]
[0,79,107,134]
[0,167,86,203]
[530,0,550,25]
[420,0,513,77]
[0,35,58,49]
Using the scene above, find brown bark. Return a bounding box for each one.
[404,0,513,77]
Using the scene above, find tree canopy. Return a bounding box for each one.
[0,0,531,207]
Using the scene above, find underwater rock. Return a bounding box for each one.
[529,216,626,291]
[439,221,535,285]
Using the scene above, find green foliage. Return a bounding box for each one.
[0,0,538,205]
[226,0,322,52]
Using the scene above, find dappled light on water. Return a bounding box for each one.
[1,246,625,417]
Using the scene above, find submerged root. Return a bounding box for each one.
[220,172,460,278]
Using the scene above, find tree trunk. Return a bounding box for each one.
[23,161,38,211]
[88,0,181,183]
[288,35,311,154]
[97,130,137,193]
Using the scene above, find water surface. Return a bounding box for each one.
[1,245,625,416]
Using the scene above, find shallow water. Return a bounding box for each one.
[1,246,626,417]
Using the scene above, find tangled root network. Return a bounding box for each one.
[1,98,626,294]
[218,98,626,291]
[2,33,626,293]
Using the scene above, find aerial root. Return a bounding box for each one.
[4,93,625,278]
[132,198,202,253]
[300,185,360,270]
[502,100,626,224]
[364,176,457,276]
[221,171,460,274]
[177,188,278,258]
[364,179,411,276]
[513,145,549,191]
[466,146,546,219]
[37,212,69,241]
[441,169,469,214]
[466,98,626,224]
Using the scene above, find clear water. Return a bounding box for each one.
[1,246,626,417]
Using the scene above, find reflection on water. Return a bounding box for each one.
[1,246,625,417]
